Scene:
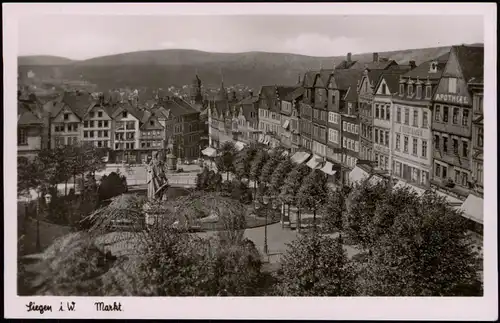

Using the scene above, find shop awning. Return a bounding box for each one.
[263,137,270,145]
[235,141,246,151]
[459,194,483,224]
[434,190,464,206]
[291,151,311,165]
[201,147,217,158]
[320,161,337,176]
[393,180,426,196]
[348,166,370,184]
[306,155,323,170]
[258,134,264,143]
[282,119,290,129]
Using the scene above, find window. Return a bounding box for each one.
[98,111,103,118]
[150,120,154,126]
[453,139,459,154]
[461,172,468,186]
[443,137,448,153]
[478,127,483,147]
[328,112,334,123]
[374,153,379,167]
[381,84,387,94]
[122,111,128,118]
[434,135,440,149]
[89,131,94,138]
[385,131,389,147]
[462,109,469,126]
[416,85,422,98]
[17,128,27,145]
[462,140,469,157]
[399,84,404,95]
[412,137,418,155]
[435,105,441,121]
[64,113,69,121]
[422,111,428,128]
[448,78,457,93]
[403,136,409,153]
[454,170,460,184]
[89,112,95,118]
[422,140,427,158]
[421,171,428,185]
[386,106,390,120]
[90,120,95,128]
[355,125,359,134]
[83,131,88,138]
[380,106,385,120]
[374,129,379,143]
[425,85,432,99]
[343,137,347,148]
[408,84,413,97]
[98,120,103,128]
[396,107,401,123]
[375,105,379,118]
[343,122,346,131]
[413,110,419,127]
[452,108,459,124]
[404,108,409,125]
[355,141,359,152]
[442,165,447,179]
[331,94,336,105]
[443,106,449,122]
[84,121,89,128]
[103,130,108,137]
[97,130,102,138]
[477,164,483,185]
[435,164,441,177]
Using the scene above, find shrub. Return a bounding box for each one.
[98,172,128,202]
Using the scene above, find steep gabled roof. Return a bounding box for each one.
[454,45,484,83]
[282,87,304,102]
[350,59,398,71]
[235,95,259,106]
[302,71,318,88]
[374,71,408,95]
[403,52,450,80]
[335,60,357,70]
[43,91,92,120]
[18,101,44,125]
[154,97,200,118]
[333,69,364,102]
[111,101,144,121]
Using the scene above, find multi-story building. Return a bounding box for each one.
[280,87,304,154]
[431,45,484,196]
[470,77,484,195]
[333,69,364,183]
[154,96,203,161]
[138,109,166,161]
[111,101,143,163]
[232,93,260,146]
[208,80,237,148]
[310,71,330,165]
[372,71,412,173]
[300,72,317,152]
[392,52,449,188]
[258,85,297,148]
[18,93,46,160]
[44,91,90,148]
[81,97,114,149]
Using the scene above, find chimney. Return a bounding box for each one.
[373,52,379,63]
[409,60,416,69]
[347,52,352,63]
[298,74,301,84]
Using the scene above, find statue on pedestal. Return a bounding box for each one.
[145,150,169,201]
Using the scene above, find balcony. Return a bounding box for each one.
[433,150,471,170]
[432,121,471,137]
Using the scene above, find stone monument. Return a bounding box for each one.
[143,150,170,227]
[165,137,178,172]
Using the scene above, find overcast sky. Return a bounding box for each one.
[18,15,484,60]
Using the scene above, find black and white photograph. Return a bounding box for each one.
[4,3,497,320]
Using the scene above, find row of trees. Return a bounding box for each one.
[18,143,109,197]
[214,141,331,231]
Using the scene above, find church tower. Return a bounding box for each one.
[190,71,203,106]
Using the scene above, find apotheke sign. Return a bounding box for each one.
[435,93,469,105]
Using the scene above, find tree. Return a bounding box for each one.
[196,167,211,191]
[358,191,483,296]
[98,172,128,201]
[259,153,283,188]
[269,158,294,197]
[17,157,43,196]
[215,141,237,181]
[320,188,345,233]
[279,163,311,231]
[233,145,258,180]
[276,233,357,296]
[296,169,328,232]
[249,150,269,198]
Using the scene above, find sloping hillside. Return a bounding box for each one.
[17,45,466,90]
[18,55,75,66]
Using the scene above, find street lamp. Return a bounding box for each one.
[254,194,277,256]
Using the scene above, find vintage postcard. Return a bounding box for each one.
[3,2,497,320]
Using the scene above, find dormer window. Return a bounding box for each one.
[122,111,128,118]
[425,85,432,99]
[416,85,422,99]
[399,84,404,95]
[407,84,414,97]
[429,62,438,73]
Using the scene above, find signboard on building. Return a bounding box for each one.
[435,93,469,105]
[374,143,390,155]
[396,124,427,138]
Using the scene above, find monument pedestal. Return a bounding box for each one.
[166,153,177,172]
